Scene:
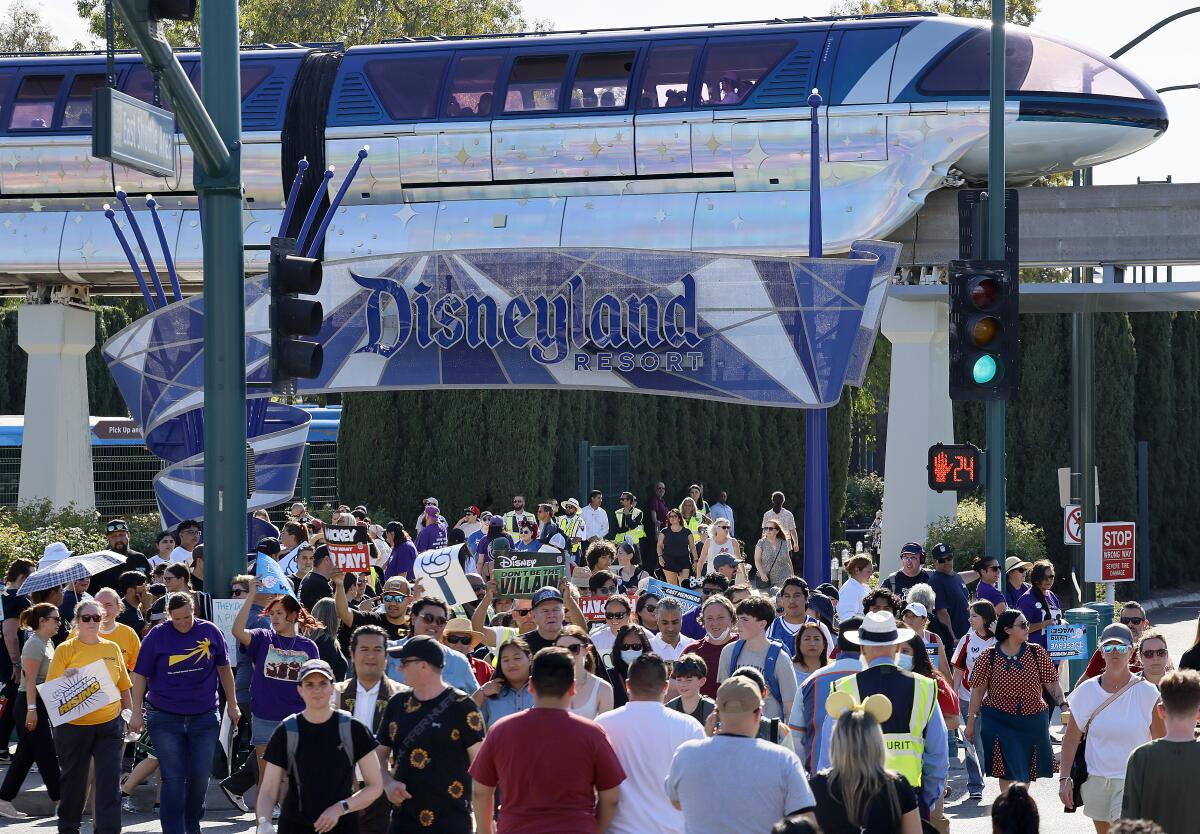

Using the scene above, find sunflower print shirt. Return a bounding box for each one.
[377,687,487,834]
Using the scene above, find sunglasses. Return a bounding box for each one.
[559,643,585,654]
[597,586,618,595]
[1140,648,1168,659]
[762,527,777,533]
[1012,567,1027,573]
[45,615,61,622]
[383,593,407,604]
[1121,617,1145,626]
[641,604,657,613]
[620,644,644,652]
[982,564,1000,571]
[78,614,102,623]
[470,586,487,594]
[605,610,629,620]
[1102,643,1132,655]
[1012,620,1029,629]
[445,635,474,647]
[417,613,448,627]
[232,587,249,596]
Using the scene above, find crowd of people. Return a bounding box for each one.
[1,489,1200,834]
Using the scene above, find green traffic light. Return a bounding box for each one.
[972,355,998,384]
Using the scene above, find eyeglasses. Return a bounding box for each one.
[232,587,249,597]
[1102,643,1132,655]
[513,608,532,617]
[1140,648,1168,658]
[1012,567,1027,574]
[470,586,486,594]
[761,527,776,533]
[45,615,61,622]
[605,610,628,620]
[382,593,407,604]
[620,644,644,651]
[901,555,920,562]
[641,604,657,613]
[445,636,474,647]
[417,613,448,627]
[1121,617,1145,626]
[559,643,585,654]
[78,614,102,624]
[1012,620,1029,629]
[982,564,1000,571]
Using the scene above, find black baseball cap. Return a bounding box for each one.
[256,537,281,557]
[931,543,954,562]
[388,635,445,668]
[105,519,129,534]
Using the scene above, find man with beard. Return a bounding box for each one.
[89,519,151,594]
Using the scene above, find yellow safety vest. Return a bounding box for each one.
[503,510,531,534]
[613,508,645,543]
[832,669,937,786]
[559,514,585,553]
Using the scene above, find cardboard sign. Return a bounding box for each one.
[325,525,373,573]
[579,594,638,623]
[37,660,121,727]
[255,553,297,599]
[492,547,566,599]
[645,578,702,614]
[924,640,939,662]
[414,545,477,608]
[1084,521,1136,583]
[1047,623,1088,661]
[210,598,241,656]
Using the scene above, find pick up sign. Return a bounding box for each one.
[1084,521,1135,583]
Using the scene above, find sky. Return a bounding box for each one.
[22,0,1200,188]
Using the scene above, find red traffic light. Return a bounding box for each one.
[969,276,999,309]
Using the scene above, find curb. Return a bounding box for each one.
[1142,591,1200,614]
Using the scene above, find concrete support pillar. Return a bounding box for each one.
[879,296,956,576]
[18,303,96,510]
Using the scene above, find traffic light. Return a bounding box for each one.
[269,237,323,393]
[148,0,196,21]
[948,259,1019,400]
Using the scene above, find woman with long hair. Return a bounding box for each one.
[951,599,997,799]
[1177,616,1200,671]
[635,591,660,633]
[613,541,647,592]
[607,623,653,709]
[900,591,953,682]
[992,783,1040,834]
[1016,560,1062,649]
[658,508,696,586]
[306,597,347,681]
[0,603,61,819]
[754,519,792,593]
[232,588,319,791]
[697,519,743,579]
[556,625,614,719]
[678,497,702,535]
[1137,629,1171,686]
[472,638,533,726]
[792,621,829,680]
[809,698,921,833]
[589,593,631,667]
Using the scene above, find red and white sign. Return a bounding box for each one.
[325,524,372,573]
[1084,521,1135,583]
[1063,505,1081,546]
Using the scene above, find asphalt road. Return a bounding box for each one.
[4,602,1198,834]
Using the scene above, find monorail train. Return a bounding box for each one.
[0,11,1166,286]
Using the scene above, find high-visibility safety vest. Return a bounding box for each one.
[613,508,645,544]
[503,510,531,534]
[831,665,938,787]
[559,514,585,553]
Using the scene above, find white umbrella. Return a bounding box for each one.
[17,549,127,595]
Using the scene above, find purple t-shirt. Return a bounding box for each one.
[383,540,419,581]
[1016,588,1062,648]
[975,581,1004,608]
[414,522,448,552]
[246,628,319,721]
[134,619,230,714]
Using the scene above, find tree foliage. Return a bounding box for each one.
[832,0,1038,26]
[0,1,64,52]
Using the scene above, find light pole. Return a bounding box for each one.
[1111,8,1200,59]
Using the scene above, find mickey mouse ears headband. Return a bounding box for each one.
[825,691,893,724]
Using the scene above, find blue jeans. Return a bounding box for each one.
[961,698,985,792]
[148,706,220,834]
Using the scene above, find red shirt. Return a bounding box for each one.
[469,707,626,834]
[1081,647,1142,680]
[690,636,734,698]
[469,655,493,686]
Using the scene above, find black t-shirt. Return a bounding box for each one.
[523,630,557,655]
[149,590,212,624]
[376,687,486,834]
[1,588,30,676]
[809,771,918,834]
[350,610,408,642]
[116,599,145,634]
[1181,644,1200,673]
[300,573,334,613]
[666,695,715,726]
[263,712,377,832]
[881,569,932,601]
[88,550,151,595]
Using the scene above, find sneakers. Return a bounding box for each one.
[219,783,250,814]
[120,795,136,814]
[0,800,27,820]
[273,804,281,821]
[969,788,984,799]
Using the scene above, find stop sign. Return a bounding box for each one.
[1084,522,1136,583]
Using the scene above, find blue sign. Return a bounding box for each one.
[255,553,297,600]
[1047,624,1088,661]
[102,244,898,528]
[645,578,702,614]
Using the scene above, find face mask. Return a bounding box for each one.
[706,627,731,643]
[620,649,643,666]
[896,653,914,671]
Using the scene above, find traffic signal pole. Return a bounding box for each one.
[984,0,1007,566]
[113,0,246,596]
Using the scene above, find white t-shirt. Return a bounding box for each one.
[951,630,996,701]
[597,701,704,834]
[168,546,194,565]
[590,625,619,666]
[1068,676,1162,779]
[836,576,871,622]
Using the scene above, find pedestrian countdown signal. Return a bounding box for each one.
[927,443,982,493]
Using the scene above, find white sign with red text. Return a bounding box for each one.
[1084,521,1135,583]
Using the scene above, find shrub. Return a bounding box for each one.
[926,498,1046,571]
[844,472,884,527]
[0,500,108,578]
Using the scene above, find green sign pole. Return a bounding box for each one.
[112,0,245,595]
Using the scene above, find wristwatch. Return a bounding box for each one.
[339,800,351,815]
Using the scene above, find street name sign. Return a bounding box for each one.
[92,87,176,179]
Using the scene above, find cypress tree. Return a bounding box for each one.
[1130,312,1177,583]
[1092,313,1137,525]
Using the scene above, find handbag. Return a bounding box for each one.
[1068,674,1140,808]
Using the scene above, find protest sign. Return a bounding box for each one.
[414,545,477,608]
[645,578,702,614]
[255,553,296,599]
[210,599,240,656]
[578,593,638,623]
[325,525,373,573]
[493,547,567,599]
[37,660,120,727]
[1047,623,1088,661]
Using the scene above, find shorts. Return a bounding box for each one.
[662,551,692,573]
[251,715,281,747]
[1080,775,1124,823]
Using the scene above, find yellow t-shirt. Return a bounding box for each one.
[45,636,132,725]
[67,623,142,671]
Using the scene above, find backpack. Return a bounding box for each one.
[283,709,356,814]
[730,639,785,708]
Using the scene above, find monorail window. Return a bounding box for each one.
[698,40,792,106]
[365,55,448,121]
[180,63,271,100]
[502,54,568,113]
[569,51,634,110]
[445,54,504,118]
[638,44,698,109]
[10,75,61,130]
[62,74,105,129]
[919,29,1154,99]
